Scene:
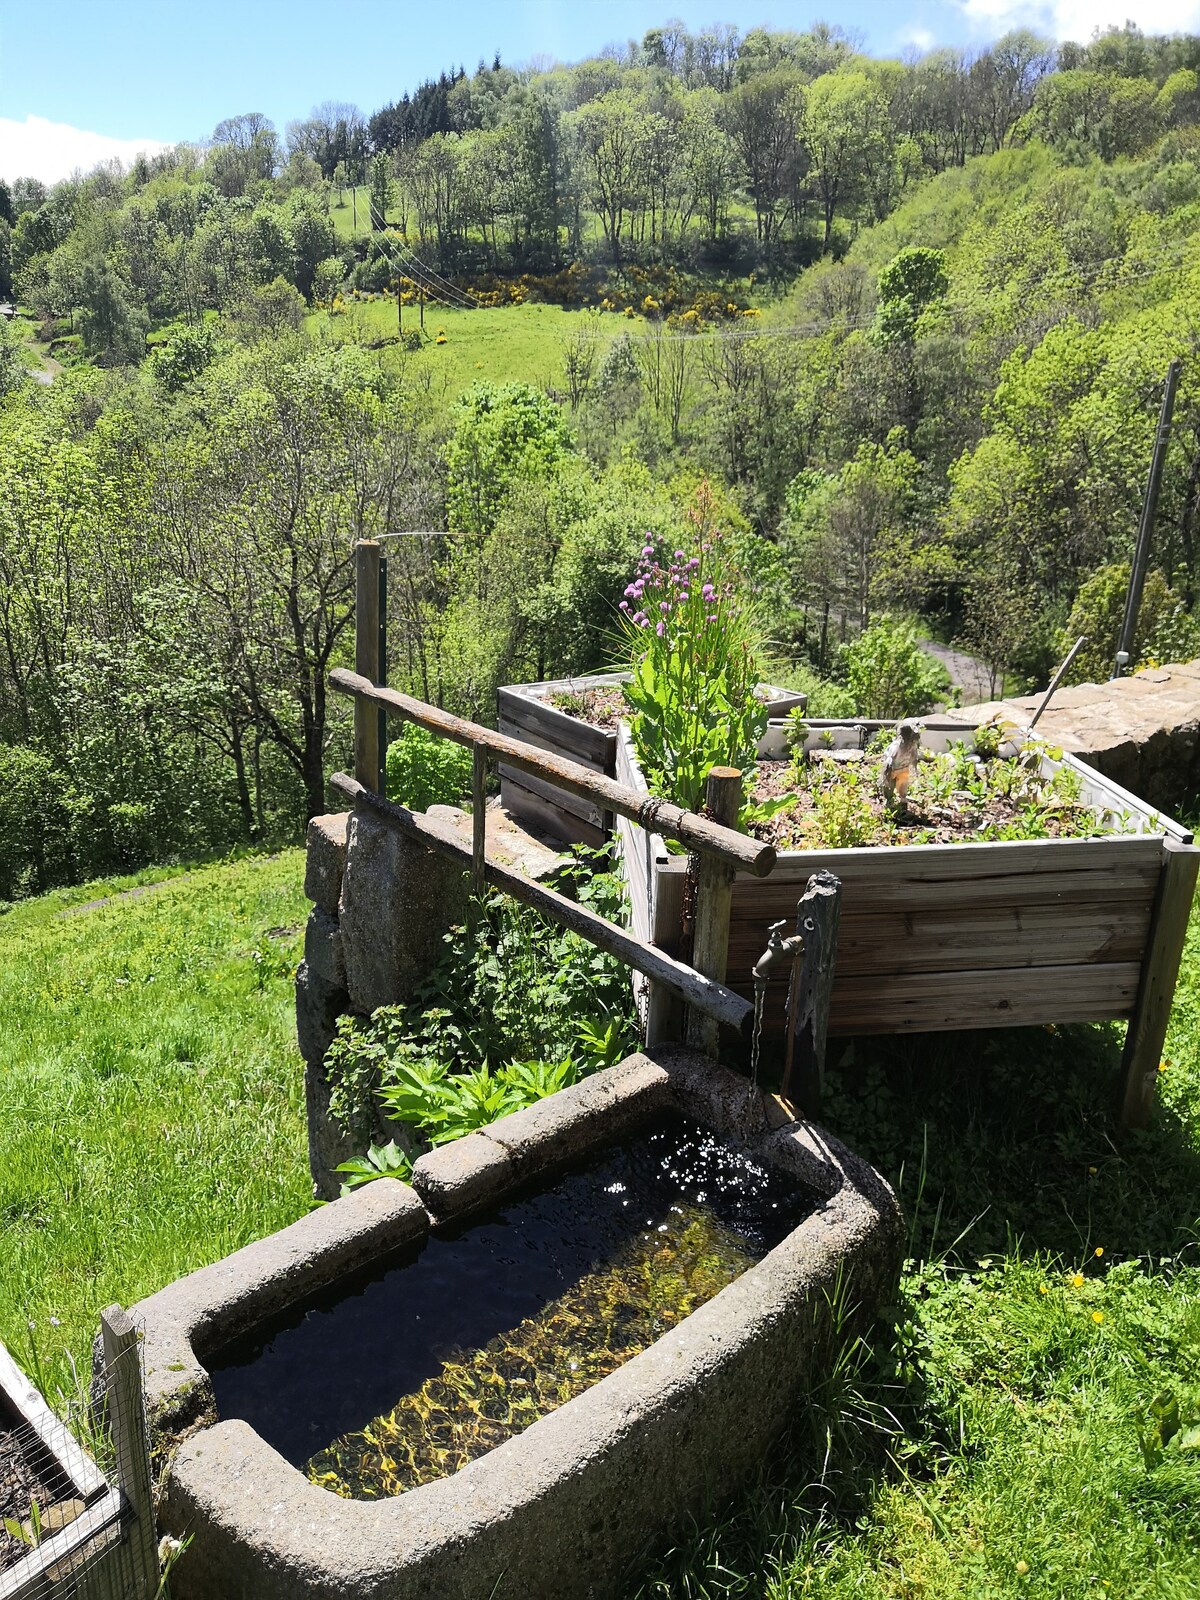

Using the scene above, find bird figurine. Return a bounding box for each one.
[880,721,922,804]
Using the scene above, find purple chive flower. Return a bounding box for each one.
[678,591,689,602]
[702,583,716,601]
[656,621,666,636]
[674,549,686,561]
[619,599,630,611]
[642,545,655,559]
[707,613,718,623]
[659,600,671,613]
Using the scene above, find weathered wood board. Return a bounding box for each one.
[499,678,806,849]
[616,720,1195,1043]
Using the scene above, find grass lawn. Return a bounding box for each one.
[0,854,310,1401]
[2,852,1199,1597]
[314,297,650,405]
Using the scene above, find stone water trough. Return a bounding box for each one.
[137,1049,900,1600]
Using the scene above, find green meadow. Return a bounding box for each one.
[3,851,1199,1597]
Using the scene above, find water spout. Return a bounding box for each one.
[751,920,805,1086]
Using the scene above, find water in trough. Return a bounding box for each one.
[210,1112,814,1499]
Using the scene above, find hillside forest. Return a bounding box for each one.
[3,19,1200,898]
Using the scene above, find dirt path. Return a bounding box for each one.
[920,640,997,707]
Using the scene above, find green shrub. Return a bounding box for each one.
[841,621,946,719]
[384,724,473,811]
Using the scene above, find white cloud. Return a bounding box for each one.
[958,0,1200,42]
[0,115,171,186]
[900,25,938,50]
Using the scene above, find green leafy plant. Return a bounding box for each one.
[840,621,947,719]
[621,483,766,817]
[335,1140,412,1193]
[385,724,473,811]
[4,1497,41,1551]
[320,851,638,1178]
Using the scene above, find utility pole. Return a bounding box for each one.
[1114,358,1182,677]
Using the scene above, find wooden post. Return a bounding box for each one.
[377,552,389,789]
[1118,838,1200,1128]
[354,540,381,791]
[781,871,842,1116]
[686,767,742,1057]
[99,1305,159,1600]
[471,745,487,905]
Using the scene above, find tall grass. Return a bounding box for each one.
[0,854,311,1397]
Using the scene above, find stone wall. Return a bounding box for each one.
[296,802,566,1198]
[955,659,1200,817]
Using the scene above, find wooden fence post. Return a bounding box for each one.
[354,540,381,791]
[1118,838,1200,1128]
[99,1305,159,1600]
[781,871,842,1116]
[686,767,741,1058]
[471,746,487,906]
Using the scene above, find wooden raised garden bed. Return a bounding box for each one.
[497,674,806,847]
[0,1339,120,1599]
[616,719,1199,1126]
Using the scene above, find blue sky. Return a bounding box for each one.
[1,0,1198,182]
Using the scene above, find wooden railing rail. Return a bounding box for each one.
[330,667,776,878]
[331,773,755,1037]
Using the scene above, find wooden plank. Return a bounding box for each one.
[331,669,775,875]
[822,962,1142,1034]
[100,1305,159,1599]
[687,768,741,1057]
[496,762,603,828]
[498,776,606,850]
[729,901,1152,976]
[726,869,1160,923]
[0,1341,106,1504]
[334,775,754,1034]
[497,686,616,770]
[471,747,487,905]
[1118,840,1200,1127]
[1061,751,1193,842]
[354,541,381,792]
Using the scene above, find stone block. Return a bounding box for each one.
[303,906,345,990]
[426,803,567,883]
[338,808,469,1015]
[304,812,349,915]
[304,1051,360,1203]
[294,959,346,1070]
[481,1053,671,1177]
[410,1133,515,1221]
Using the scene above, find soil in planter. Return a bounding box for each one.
[748,741,1121,851]
[1,1423,55,1572]
[210,1113,814,1500]
[548,685,628,730]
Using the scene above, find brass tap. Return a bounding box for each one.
[753,920,805,982]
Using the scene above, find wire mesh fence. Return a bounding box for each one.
[0,1308,161,1600]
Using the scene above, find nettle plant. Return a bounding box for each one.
[621,488,765,819]
[326,856,638,1193]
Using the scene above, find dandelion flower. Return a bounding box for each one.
[1038,1284,1048,1295]
[1016,1561,1029,1576]
[1088,1166,1098,1175]
[1092,1311,1104,1324]
[1094,1247,1104,1258]
[1071,1273,1084,1288]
